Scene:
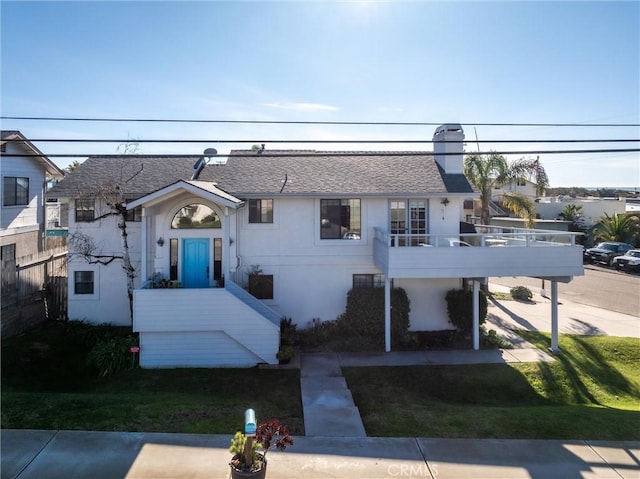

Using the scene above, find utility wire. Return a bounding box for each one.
[2,115,639,127]
[2,138,639,144]
[3,148,640,158]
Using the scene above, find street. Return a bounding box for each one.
[491,265,640,317]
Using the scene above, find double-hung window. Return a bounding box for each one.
[75,199,95,222]
[320,199,361,239]
[3,177,29,206]
[74,271,94,294]
[248,199,273,223]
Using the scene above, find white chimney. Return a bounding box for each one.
[433,124,465,174]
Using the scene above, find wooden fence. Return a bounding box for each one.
[1,247,68,338]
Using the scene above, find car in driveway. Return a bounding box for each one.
[584,242,634,266]
[612,249,640,272]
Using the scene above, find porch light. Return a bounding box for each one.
[157,237,165,247]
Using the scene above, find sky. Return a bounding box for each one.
[1,0,639,188]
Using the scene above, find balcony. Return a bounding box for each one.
[373,226,584,280]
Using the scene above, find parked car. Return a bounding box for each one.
[612,249,640,272]
[584,242,634,266]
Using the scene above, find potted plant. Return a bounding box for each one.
[276,345,295,364]
[229,418,293,479]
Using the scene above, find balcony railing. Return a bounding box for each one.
[374,225,580,248]
[373,226,583,279]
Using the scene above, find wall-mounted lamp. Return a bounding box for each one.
[157,237,165,247]
[440,198,449,220]
[229,237,234,245]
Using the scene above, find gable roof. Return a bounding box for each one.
[47,150,476,200]
[210,150,476,197]
[1,130,65,179]
[127,180,243,210]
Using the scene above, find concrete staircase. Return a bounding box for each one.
[300,353,367,437]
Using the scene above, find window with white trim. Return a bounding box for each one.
[320,199,361,239]
[248,199,273,223]
[74,271,94,294]
[75,199,95,222]
[3,177,29,206]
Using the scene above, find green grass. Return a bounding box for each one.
[4,324,639,440]
[1,322,303,434]
[343,333,640,440]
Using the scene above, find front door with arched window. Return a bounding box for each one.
[170,203,223,288]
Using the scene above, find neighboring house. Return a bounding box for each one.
[48,124,583,367]
[491,178,539,201]
[1,131,65,262]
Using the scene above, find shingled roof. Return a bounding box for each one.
[47,150,476,200]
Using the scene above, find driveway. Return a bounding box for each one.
[487,283,640,339]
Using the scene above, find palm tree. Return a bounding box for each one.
[464,153,549,226]
[594,212,639,244]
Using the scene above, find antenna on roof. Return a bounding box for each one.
[191,148,218,180]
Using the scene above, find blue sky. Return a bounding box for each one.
[1,1,639,188]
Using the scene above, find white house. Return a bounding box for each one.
[48,125,584,368]
[1,131,65,262]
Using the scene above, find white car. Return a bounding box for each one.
[612,249,640,272]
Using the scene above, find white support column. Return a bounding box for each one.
[550,280,560,353]
[140,207,147,282]
[385,277,391,352]
[473,280,480,350]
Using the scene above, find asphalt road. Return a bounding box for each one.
[491,265,640,317]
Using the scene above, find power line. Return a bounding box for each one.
[2,115,639,127]
[2,138,639,144]
[3,148,640,158]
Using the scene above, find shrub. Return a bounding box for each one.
[510,286,533,301]
[298,318,337,350]
[445,288,487,334]
[87,335,139,377]
[280,317,298,346]
[336,287,411,350]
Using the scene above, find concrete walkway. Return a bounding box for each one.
[300,352,367,437]
[3,429,638,479]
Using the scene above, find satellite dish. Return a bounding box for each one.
[203,148,218,156]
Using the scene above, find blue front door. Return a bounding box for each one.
[183,239,210,288]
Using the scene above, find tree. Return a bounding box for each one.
[68,141,141,323]
[464,153,549,226]
[594,212,639,244]
[65,160,83,173]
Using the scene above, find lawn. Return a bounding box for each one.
[3,323,639,440]
[1,321,303,434]
[343,332,640,440]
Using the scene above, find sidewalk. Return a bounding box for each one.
[3,429,639,479]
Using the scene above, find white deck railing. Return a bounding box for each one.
[373,225,580,248]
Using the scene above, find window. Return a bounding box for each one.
[1,244,16,261]
[3,177,29,206]
[126,206,142,222]
[517,179,527,186]
[169,239,178,281]
[320,199,361,239]
[248,199,273,223]
[75,199,95,222]
[0,143,6,153]
[248,274,273,299]
[171,203,221,228]
[74,271,94,294]
[353,274,385,289]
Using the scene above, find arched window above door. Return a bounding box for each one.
[171,203,221,229]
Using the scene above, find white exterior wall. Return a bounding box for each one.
[134,288,279,367]
[234,196,458,329]
[0,147,46,237]
[67,199,142,325]
[395,278,460,331]
[536,198,627,225]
